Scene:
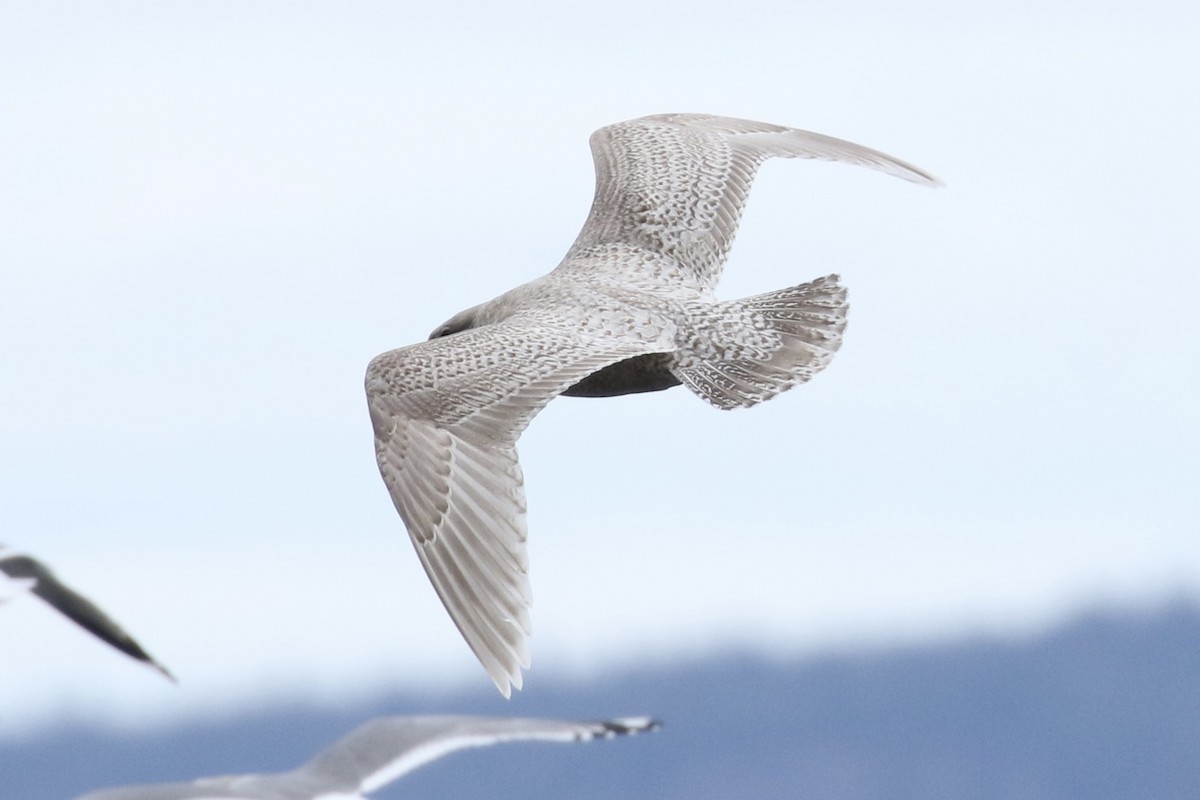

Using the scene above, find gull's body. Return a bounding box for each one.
[0,544,173,680]
[76,714,659,799]
[366,113,942,695]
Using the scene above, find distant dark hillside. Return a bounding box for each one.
[6,601,1200,800]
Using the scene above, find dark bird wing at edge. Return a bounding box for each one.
[0,549,174,681]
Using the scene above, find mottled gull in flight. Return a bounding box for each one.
[0,543,174,680]
[76,714,659,799]
[366,113,942,696]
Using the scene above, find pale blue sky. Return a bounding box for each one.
[1,0,1197,734]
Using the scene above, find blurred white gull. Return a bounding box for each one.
[76,714,660,799]
[366,113,942,696]
[0,543,173,680]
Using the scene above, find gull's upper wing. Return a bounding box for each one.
[0,547,174,680]
[565,113,942,290]
[366,315,669,696]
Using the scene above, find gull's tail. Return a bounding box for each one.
[673,274,848,410]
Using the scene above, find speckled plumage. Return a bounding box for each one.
[365,114,941,696]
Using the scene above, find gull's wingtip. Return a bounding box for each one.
[490,668,522,699]
[601,716,663,736]
[152,661,179,684]
[920,169,947,189]
[888,159,944,188]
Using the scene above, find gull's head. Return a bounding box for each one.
[429,305,481,339]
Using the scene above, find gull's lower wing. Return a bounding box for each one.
[366,315,670,696]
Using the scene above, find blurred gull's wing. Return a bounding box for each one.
[293,714,661,795]
[74,715,661,799]
[0,546,173,681]
[566,113,942,291]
